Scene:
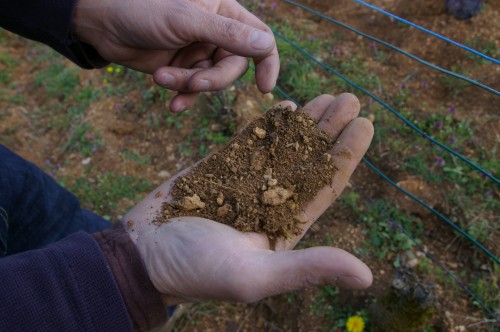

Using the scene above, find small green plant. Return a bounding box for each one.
[65,172,152,219]
[340,193,421,259]
[62,122,105,157]
[121,150,152,165]
[0,70,12,85]
[34,63,80,100]
[0,53,19,68]
[310,285,369,331]
[464,37,499,63]
[441,66,469,95]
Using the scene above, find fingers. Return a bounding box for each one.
[195,6,275,57]
[235,247,372,302]
[316,93,361,138]
[196,1,279,92]
[301,94,336,121]
[282,118,373,248]
[253,49,280,93]
[154,54,248,93]
[270,99,298,111]
[169,92,200,113]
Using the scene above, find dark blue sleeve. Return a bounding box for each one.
[0,0,108,68]
[0,231,133,332]
[0,144,111,256]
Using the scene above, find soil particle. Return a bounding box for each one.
[159,106,338,243]
[261,186,294,206]
[176,194,206,211]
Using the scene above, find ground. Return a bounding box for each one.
[0,0,498,331]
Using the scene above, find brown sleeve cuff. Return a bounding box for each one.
[93,222,167,331]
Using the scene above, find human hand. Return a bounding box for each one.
[72,0,279,112]
[124,94,374,305]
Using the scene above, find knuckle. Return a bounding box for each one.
[222,20,242,42]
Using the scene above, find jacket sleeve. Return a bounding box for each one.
[0,232,133,332]
[0,0,108,68]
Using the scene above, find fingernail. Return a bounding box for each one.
[159,73,175,87]
[194,80,211,91]
[249,31,274,50]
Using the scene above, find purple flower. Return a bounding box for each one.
[271,2,278,9]
[434,155,446,167]
[448,136,457,144]
[434,121,444,129]
[387,220,396,229]
[399,82,406,89]
[115,103,122,110]
[420,82,429,88]
[310,35,318,41]
[448,104,456,114]
[485,190,493,197]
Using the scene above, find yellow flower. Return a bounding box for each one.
[346,315,365,332]
[106,66,113,73]
[115,67,122,73]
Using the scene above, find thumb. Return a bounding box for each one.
[193,11,276,56]
[246,247,372,301]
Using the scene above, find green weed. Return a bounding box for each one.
[0,53,19,68]
[121,150,152,165]
[65,172,152,219]
[340,192,422,259]
[34,63,79,100]
[62,122,105,157]
[0,70,12,85]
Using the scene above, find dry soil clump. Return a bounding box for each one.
[159,106,338,245]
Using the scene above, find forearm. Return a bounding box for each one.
[0,232,132,331]
[0,0,107,68]
[0,144,111,255]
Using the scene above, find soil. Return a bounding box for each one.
[159,106,337,246]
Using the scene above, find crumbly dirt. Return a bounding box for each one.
[159,106,338,244]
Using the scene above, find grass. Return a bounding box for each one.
[34,63,80,100]
[340,192,422,260]
[63,172,153,220]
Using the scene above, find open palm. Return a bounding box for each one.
[124,94,374,305]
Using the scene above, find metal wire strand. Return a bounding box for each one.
[272,29,499,185]
[352,0,500,65]
[283,0,499,96]
[351,183,500,323]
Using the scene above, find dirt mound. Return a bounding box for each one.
[159,106,338,246]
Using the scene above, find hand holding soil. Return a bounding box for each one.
[124,94,374,305]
